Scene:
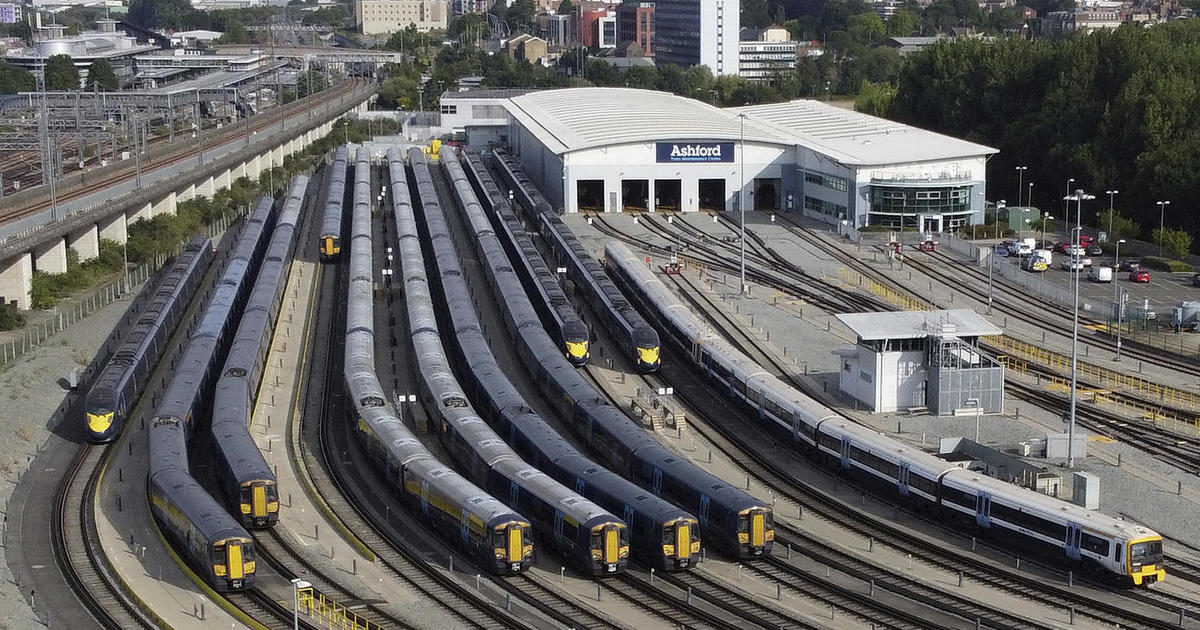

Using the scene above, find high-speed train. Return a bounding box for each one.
[404,147,629,575]
[454,149,773,560]
[210,176,307,528]
[345,149,533,575]
[83,237,213,442]
[457,153,589,366]
[148,194,278,591]
[606,241,1166,586]
[319,145,348,260]
[484,149,658,371]
[425,147,700,571]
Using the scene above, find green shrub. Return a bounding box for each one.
[0,302,24,330]
[1140,255,1194,272]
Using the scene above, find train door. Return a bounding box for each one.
[623,505,634,527]
[1065,523,1083,561]
[460,507,470,543]
[576,477,586,494]
[699,495,711,526]
[420,480,430,515]
[898,463,910,497]
[228,542,245,582]
[652,468,663,495]
[975,493,991,528]
[839,438,851,469]
[553,510,565,545]
[510,480,520,507]
[790,413,801,443]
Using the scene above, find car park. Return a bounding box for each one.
[1130,268,1151,283]
[1089,266,1113,282]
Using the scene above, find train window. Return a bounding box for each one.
[1080,533,1110,556]
[940,485,973,509]
[817,433,839,450]
[909,474,937,496]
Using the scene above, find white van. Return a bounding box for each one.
[1033,249,1052,265]
[1089,266,1113,282]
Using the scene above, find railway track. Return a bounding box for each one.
[53,443,156,629]
[576,211,1194,627]
[0,80,368,227]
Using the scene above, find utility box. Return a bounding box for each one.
[1045,432,1088,460]
[1073,472,1099,509]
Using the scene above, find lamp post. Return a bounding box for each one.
[1156,200,1171,255]
[291,578,311,630]
[1027,181,1034,208]
[1114,238,1126,361]
[1105,190,1118,236]
[1014,166,1026,208]
[1064,178,1074,212]
[738,112,747,293]
[990,200,1003,314]
[1040,212,1052,248]
[1062,189,1095,469]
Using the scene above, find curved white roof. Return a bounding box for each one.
[505,88,782,154]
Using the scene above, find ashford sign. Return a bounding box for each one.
[656,142,735,163]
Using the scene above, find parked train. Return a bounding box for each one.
[484,150,659,371]
[319,145,348,260]
[345,149,533,575]
[404,147,629,576]
[427,148,700,571]
[457,153,588,365]
[453,149,772,560]
[211,176,307,528]
[148,195,279,591]
[84,237,213,442]
[605,241,1166,586]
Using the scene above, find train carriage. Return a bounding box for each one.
[605,240,1167,586]
[319,145,349,260]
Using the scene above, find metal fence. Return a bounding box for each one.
[0,210,242,371]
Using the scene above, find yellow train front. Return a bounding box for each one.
[659,517,701,570]
[488,520,534,574]
[736,506,775,558]
[1125,535,1165,586]
[238,479,280,528]
[319,233,341,260]
[586,521,629,575]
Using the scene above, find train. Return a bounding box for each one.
[319,145,348,260]
[147,194,278,591]
[484,149,659,371]
[84,237,213,442]
[479,150,774,559]
[404,147,629,576]
[430,147,701,571]
[457,153,588,366]
[605,240,1167,586]
[210,176,308,528]
[344,148,534,575]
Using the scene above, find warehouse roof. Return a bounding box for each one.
[836,309,1001,341]
[505,87,783,154]
[732,99,997,166]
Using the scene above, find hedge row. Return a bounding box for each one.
[1139,255,1194,273]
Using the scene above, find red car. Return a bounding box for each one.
[1129,268,1151,283]
[1080,235,1096,247]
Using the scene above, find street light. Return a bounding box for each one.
[1156,200,1171,255]
[1105,190,1119,236]
[1027,181,1034,208]
[738,111,747,293]
[1064,178,1074,212]
[1014,166,1026,208]
[291,578,311,630]
[1039,212,1053,247]
[1062,189,1095,469]
[1114,238,1126,362]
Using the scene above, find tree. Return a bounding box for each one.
[45,54,80,90]
[450,12,490,40]
[218,18,251,44]
[1154,227,1193,261]
[505,0,536,30]
[1098,210,1140,240]
[377,75,421,109]
[886,8,920,36]
[742,0,772,28]
[557,0,575,15]
[854,80,897,116]
[85,59,118,91]
[0,61,35,94]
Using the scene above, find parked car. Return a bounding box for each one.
[1066,244,1086,257]
[1035,240,1056,250]
[1061,258,1092,271]
[1080,235,1096,247]
[1130,268,1152,283]
[995,243,1012,257]
[1085,244,1104,256]
[1089,266,1113,282]
[1119,259,1141,272]
[1053,242,1070,254]
[1022,256,1049,272]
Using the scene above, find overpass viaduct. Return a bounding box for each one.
[0,81,373,309]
